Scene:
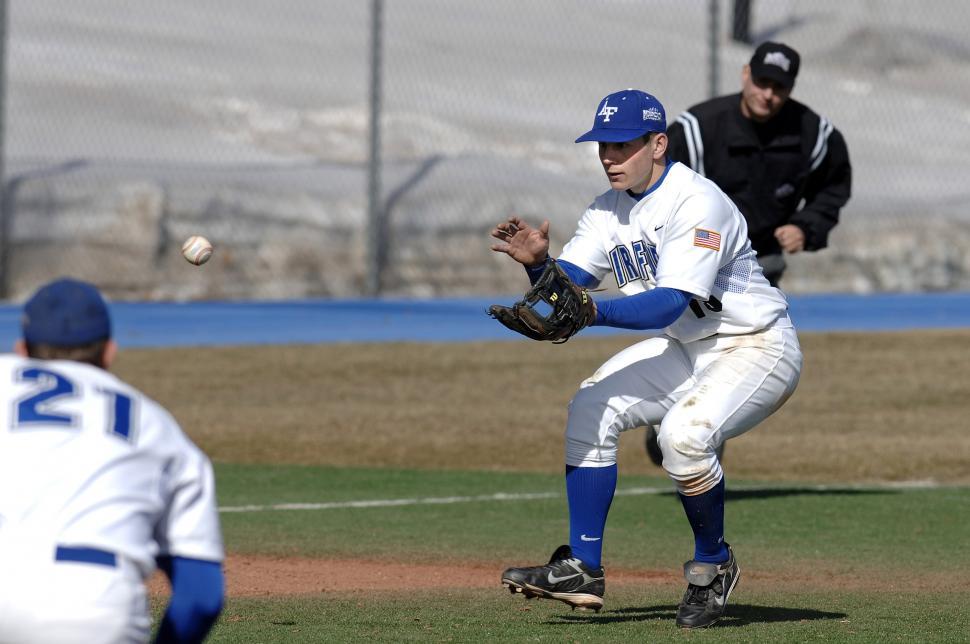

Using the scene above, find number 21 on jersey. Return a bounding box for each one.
[13,367,135,441]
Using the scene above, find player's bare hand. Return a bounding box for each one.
[490,216,551,266]
[774,224,805,253]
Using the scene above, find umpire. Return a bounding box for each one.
[666,41,852,287]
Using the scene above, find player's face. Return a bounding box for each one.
[740,65,792,122]
[598,135,657,193]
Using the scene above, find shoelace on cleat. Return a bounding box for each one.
[684,584,709,605]
[684,577,723,605]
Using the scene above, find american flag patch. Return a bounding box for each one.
[693,228,721,251]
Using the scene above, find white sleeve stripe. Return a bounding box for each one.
[810,117,834,172]
[676,112,705,176]
[675,115,697,172]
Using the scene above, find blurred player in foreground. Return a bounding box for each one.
[491,89,802,628]
[0,278,224,643]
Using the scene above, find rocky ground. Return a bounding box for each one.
[3,1,968,299]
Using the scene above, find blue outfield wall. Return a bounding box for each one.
[0,292,969,348]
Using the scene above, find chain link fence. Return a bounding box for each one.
[2,0,969,301]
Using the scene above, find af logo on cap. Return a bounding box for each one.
[598,99,619,122]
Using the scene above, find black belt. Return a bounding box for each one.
[54,546,117,568]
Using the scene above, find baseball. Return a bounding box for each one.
[181,235,213,266]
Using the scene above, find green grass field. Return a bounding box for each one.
[210,590,964,643]
[122,332,970,642]
[200,464,970,642]
[202,586,968,644]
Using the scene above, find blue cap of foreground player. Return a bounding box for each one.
[575,89,667,143]
[21,278,111,346]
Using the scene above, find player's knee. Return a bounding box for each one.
[657,425,723,496]
[656,426,708,472]
[564,420,616,467]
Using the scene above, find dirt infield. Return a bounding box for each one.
[147,553,956,598]
[148,554,676,597]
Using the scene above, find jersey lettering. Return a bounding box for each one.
[631,240,653,281]
[100,387,135,442]
[689,295,724,319]
[609,244,645,288]
[12,367,134,441]
[610,241,660,288]
[15,368,76,427]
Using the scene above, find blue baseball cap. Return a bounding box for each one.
[575,89,667,143]
[21,278,111,346]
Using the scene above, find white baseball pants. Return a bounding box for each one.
[565,316,802,495]
[0,544,151,644]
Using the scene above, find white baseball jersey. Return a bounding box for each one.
[559,161,789,342]
[558,162,802,494]
[0,354,223,644]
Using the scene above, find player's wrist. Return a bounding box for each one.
[524,256,551,285]
[525,254,549,269]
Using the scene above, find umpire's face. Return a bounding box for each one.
[598,133,667,194]
[741,64,792,122]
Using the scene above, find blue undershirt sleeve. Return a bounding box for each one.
[154,556,225,644]
[593,287,692,330]
[524,258,599,287]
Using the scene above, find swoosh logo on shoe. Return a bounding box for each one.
[713,589,726,607]
[580,534,601,542]
[712,570,736,608]
[547,571,583,583]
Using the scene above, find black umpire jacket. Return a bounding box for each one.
[666,94,852,256]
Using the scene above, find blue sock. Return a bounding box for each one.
[678,478,729,563]
[565,464,617,569]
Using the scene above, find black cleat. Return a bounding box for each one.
[675,545,741,628]
[501,545,605,611]
[644,425,725,467]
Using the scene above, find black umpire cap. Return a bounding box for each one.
[749,42,800,89]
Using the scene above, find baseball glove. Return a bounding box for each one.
[489,260,595,343]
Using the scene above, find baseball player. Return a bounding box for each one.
[492,89,802,628]
[0,278,225,643]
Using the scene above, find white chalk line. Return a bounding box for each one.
[218,480,960,513]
